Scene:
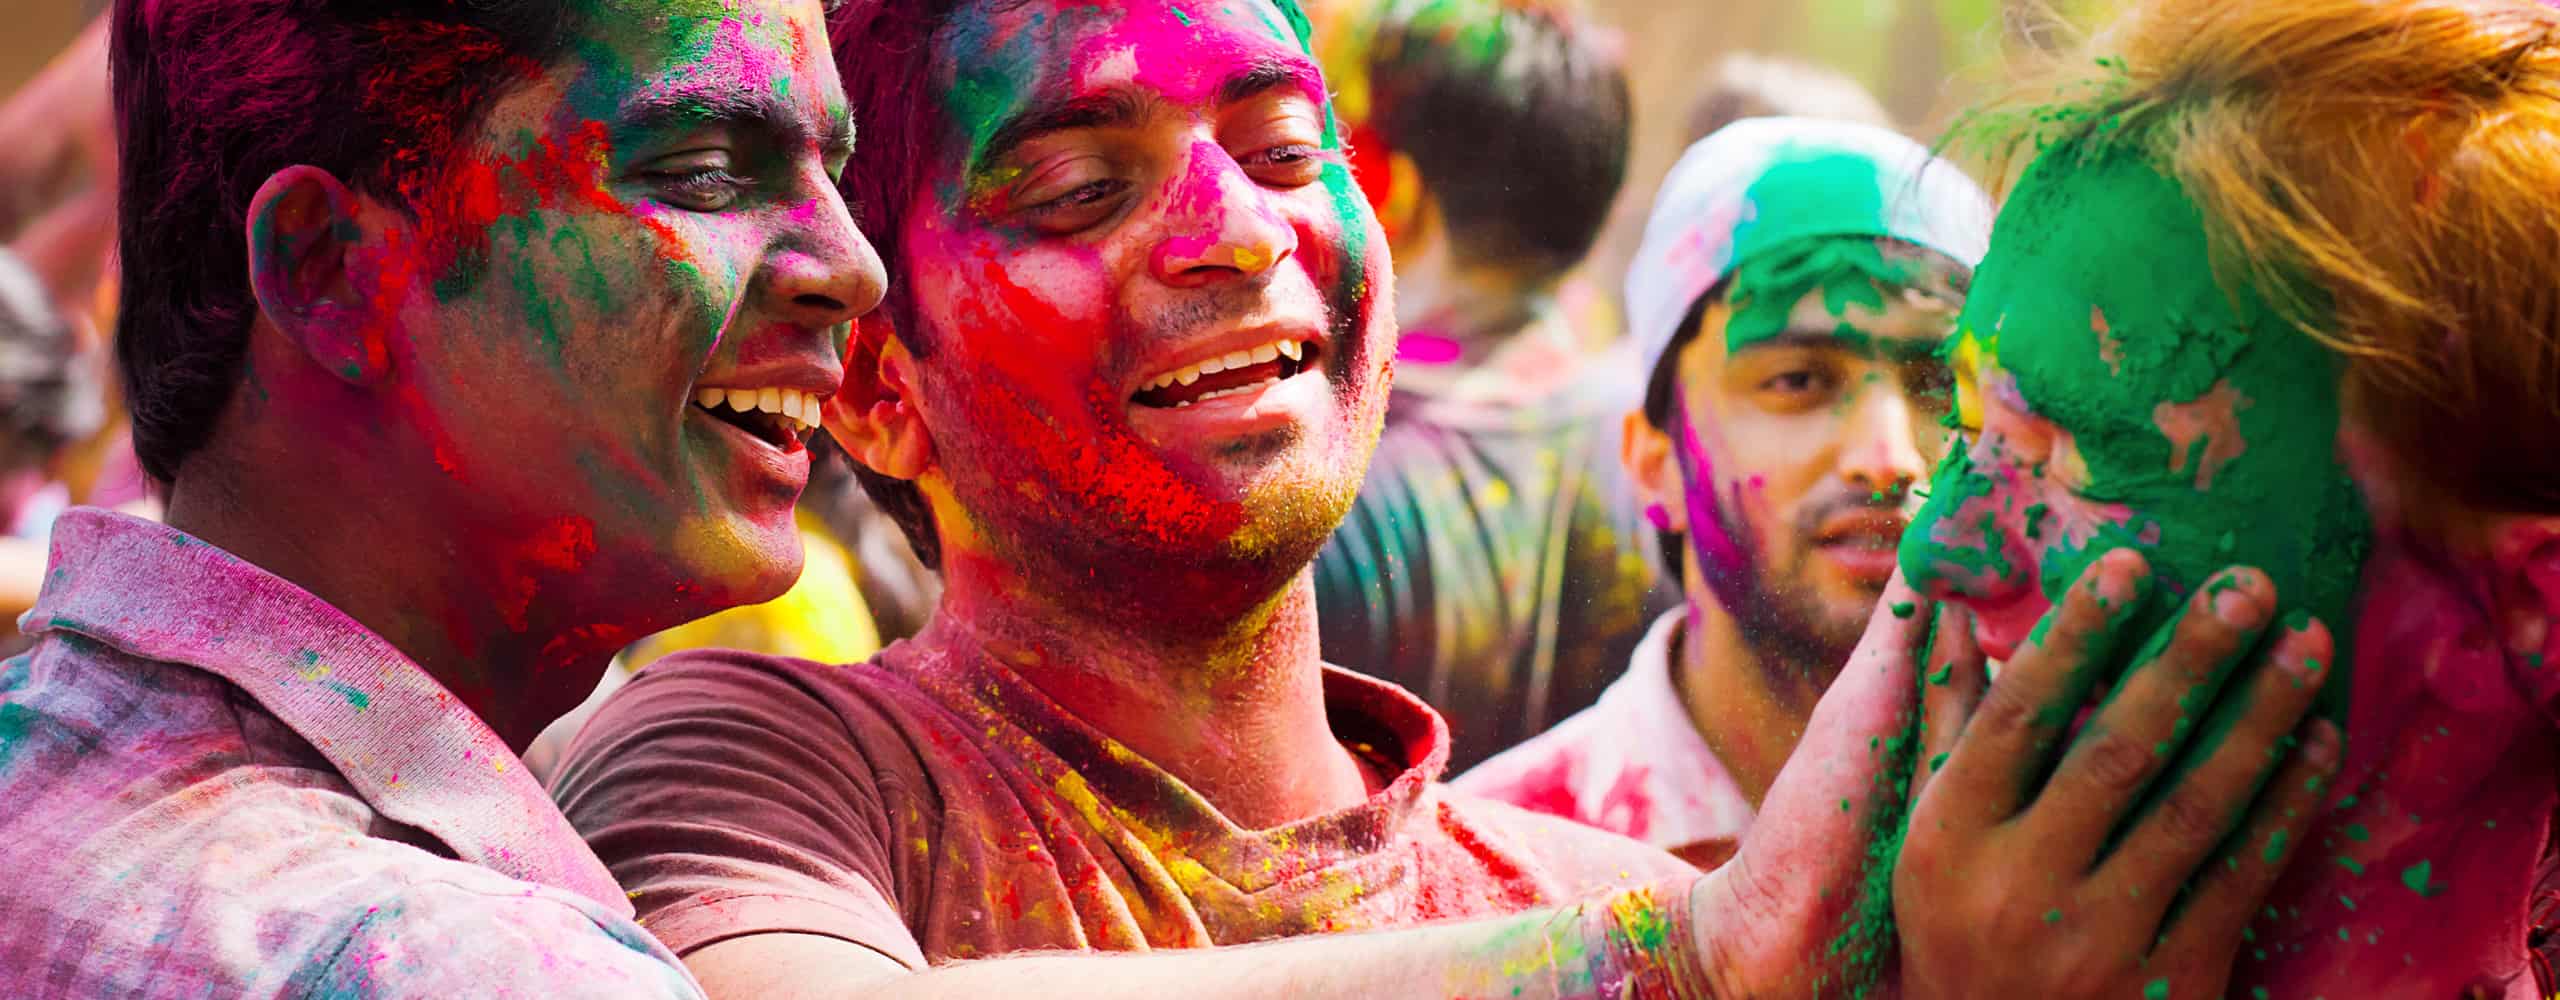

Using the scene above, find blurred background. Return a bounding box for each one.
[0,0,2102,298]
[0,0,2105,702]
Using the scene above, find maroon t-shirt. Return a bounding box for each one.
[549,642,1697,967]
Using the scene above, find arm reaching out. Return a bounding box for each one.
[673,593,1959,1000]
[688,883,1718,1000]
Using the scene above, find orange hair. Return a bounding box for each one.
[1961,0,2560,523]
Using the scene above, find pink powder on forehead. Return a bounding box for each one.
[1061,2,1320,109]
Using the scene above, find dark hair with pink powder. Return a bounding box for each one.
[826,0,1319,573]
[111,0,578,484]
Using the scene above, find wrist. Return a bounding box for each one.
[1579,874,1715,1000]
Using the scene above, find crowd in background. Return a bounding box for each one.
[2,0,2559,995]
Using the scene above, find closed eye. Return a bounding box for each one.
[1018,178,1130,233]
[646,150,752,212]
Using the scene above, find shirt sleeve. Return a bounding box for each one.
[296,879,705,999]
[547,652,928,969]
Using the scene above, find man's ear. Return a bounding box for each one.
[1621,408,1685,533]
[244,165,387,384]
[823,313,934,481]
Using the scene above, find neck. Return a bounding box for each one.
[1671,595,1827,808]
[165,414,620,754]
[925,549,1373,829]
[1390,243,1568,393]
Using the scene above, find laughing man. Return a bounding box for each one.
[551,1,2350,996]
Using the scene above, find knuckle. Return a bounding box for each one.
[2072,731,2158,796]
[2149,785,2237,846]
[1971,683,2040,738]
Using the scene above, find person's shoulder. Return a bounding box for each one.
[0,750,694,999]
[599,643,938,730]
[1437,787,1698,890]
[303,874,701,998]
[0,640,275,831]
[550,641,956,817]
[1451,701,1608,803]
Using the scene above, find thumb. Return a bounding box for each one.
[1693,572,1932,993]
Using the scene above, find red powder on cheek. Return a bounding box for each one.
[951,259,1250,549]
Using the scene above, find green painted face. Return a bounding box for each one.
[1896,135,2368,716]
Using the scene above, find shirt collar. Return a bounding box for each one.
[23,508,629,914]
[897,641,1452,893]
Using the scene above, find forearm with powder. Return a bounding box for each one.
[832,879,1720,1000]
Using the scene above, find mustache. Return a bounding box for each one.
[1791,481,1909,541]
[1122,276,1338,340]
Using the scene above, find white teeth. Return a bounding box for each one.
[690,385,821,436]
[1138,338,1314,395]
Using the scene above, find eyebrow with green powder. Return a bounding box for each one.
[614,84,855,161]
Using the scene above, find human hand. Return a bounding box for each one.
[1685,569,1951,997]
[1894,549,2342,999]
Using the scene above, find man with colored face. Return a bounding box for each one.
[1304,0,1673,769]
[0,1,881,994]
[552,0,2355,995]
[1461,119,1988,869]
[1897,0,2560,994]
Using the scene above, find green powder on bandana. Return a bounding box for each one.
[1722,234,1926,357]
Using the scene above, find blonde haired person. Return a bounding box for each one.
[1894,0,2560,995]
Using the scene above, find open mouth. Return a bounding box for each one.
[691,386,822,451]
[1131,337,1322,410]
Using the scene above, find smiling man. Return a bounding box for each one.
[1460,119,1991,868]
[0,0,880,995]
[550,0,2352,996]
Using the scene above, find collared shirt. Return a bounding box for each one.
[0,508,700,998]
[549,640,1699,966]
[1455,611,1756,869]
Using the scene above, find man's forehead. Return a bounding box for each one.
[569,0,840,104]
[941,0,1312,113]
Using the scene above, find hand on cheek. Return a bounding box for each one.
[1893,549,2343,999]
